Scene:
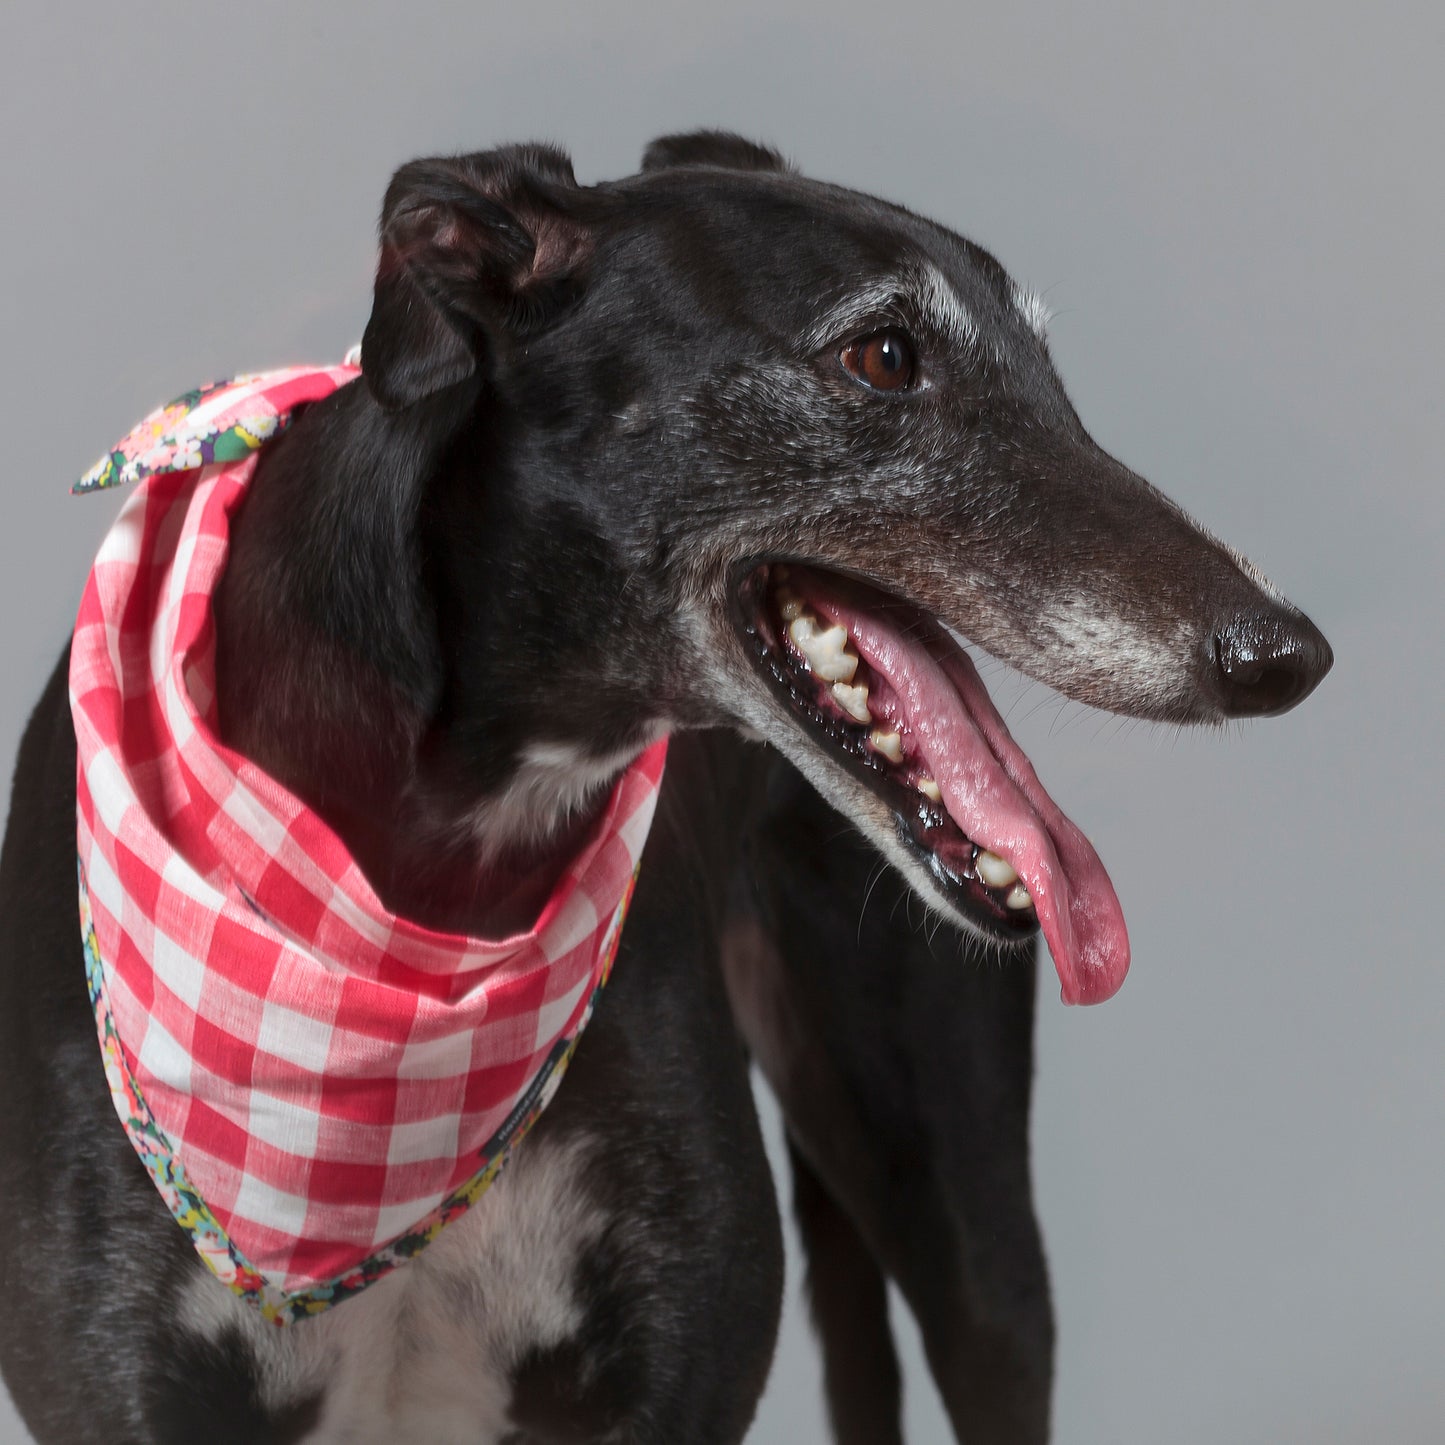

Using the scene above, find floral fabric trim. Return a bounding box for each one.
[74,377,286,494]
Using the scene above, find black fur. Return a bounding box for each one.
[0,130,1330,1441]
[729,765,1053,1440]
[640,131,792,175]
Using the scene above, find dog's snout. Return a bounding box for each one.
[1209,609,1333,718]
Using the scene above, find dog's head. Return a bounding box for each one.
[359,132,1331,1003]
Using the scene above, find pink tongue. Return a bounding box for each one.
[803,582,1131,1005]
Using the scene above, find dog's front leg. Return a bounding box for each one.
[727,759,1053,1445]
[784,1130,906,1445]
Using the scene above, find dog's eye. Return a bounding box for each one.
[840,331,916,393]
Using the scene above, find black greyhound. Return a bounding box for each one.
[0,132,1330,1443]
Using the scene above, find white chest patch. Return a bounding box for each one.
[178,1132,605,1445]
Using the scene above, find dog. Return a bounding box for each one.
[0,130,1330,1443]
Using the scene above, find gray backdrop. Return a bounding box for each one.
[2,2,1440,1441]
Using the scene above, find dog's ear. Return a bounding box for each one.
[362,145,591,411]
[641,130,791,175]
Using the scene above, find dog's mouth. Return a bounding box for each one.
[735,562,1131,1005]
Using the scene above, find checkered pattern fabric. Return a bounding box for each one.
[70,364,667,1320]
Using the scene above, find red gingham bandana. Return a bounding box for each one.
[69,362,667,1323]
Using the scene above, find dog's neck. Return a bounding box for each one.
[212,380,649,935]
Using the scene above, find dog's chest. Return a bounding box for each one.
[180,1133,605,1444]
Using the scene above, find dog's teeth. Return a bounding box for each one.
[976,850,1018,888]
[812,629,859,682]
[831,681,871,722]
[778,589,805,622]
[788,615,859,682]
[787,613,818,652]
[786,611,819,646]
[917,775,942,802]
[869,728,904,763]
[1005,882,1034,910]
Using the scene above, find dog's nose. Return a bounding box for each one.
[1210,608,1334,717]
